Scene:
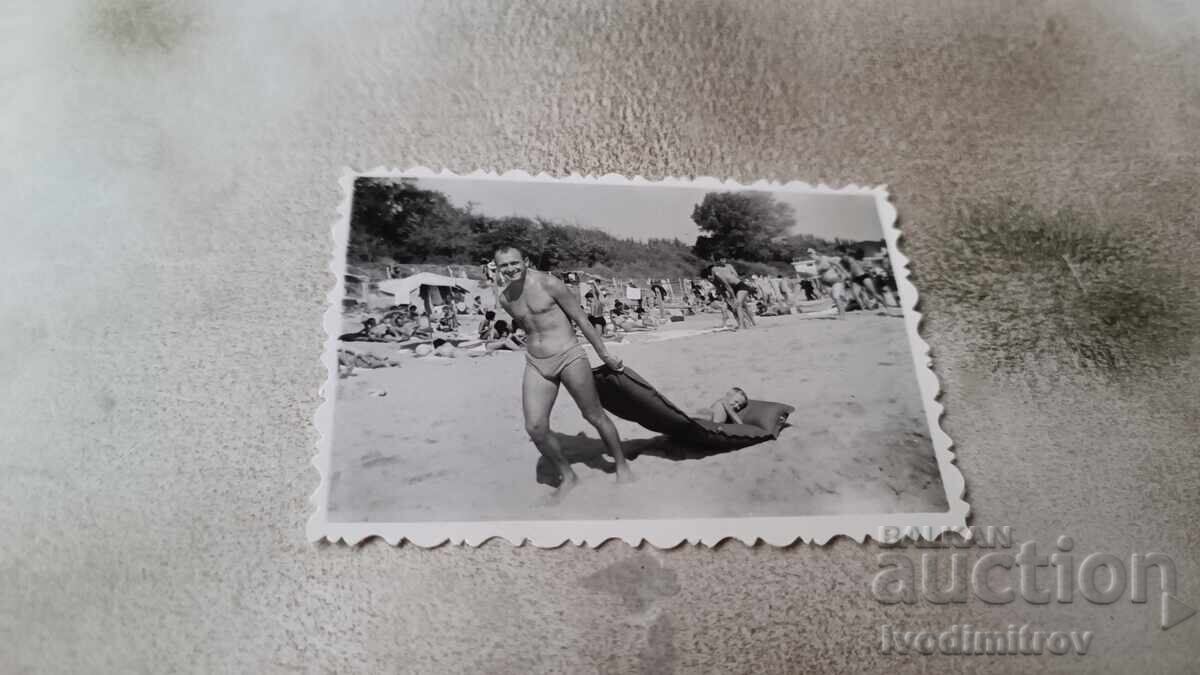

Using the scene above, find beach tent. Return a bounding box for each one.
[376,273,472,317]
[376,272,470,304]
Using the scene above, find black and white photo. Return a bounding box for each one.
[310,170,964,545]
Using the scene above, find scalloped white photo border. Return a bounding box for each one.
[308,167,968,547]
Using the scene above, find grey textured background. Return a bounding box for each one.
[3,0,1199,672]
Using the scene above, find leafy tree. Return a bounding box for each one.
[349,177,471,262]
[691,192,796,262]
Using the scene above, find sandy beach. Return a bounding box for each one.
[326,310,947,522]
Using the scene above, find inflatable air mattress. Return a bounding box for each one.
[591,365,795,451]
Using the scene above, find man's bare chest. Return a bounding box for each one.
[504,287,557,320]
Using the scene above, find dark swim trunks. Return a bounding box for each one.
[852,273,870,285]
[726,281,753,296]
[588,315,607,329]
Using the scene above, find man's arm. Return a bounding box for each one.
[487,263,507,308]
[722,401,745,425]
[546,276,621,367]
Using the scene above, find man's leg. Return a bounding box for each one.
[736,291,755,327]
[847,280,869,310]
[521,364,578,492]
[861,277,889,308]
[830,281,848,318]
[559,359,634,483]
[717,299,734,329]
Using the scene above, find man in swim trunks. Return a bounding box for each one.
[706,263,755,329]
[584,285,609,337]
[493,246,634,493]
[839,246,889,310]
[807,248,851,318]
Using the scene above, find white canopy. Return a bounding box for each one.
[376,272,471,305]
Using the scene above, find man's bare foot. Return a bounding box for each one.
[544,469,579,504]
[615,463,636,484]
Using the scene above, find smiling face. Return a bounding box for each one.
[493,248,527,284]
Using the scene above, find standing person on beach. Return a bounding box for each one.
[707,263,755,329]
[839,246,890,310]
[584,285,610,337]
[807,248,851,318]
[799,278,817,301]
[492,246,634,494]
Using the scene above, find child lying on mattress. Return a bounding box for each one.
[693,387,749,424]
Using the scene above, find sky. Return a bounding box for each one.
[413,177,884,244]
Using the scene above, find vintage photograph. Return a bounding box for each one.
[311,171,963,545]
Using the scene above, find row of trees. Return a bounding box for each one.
[347,178,871,279]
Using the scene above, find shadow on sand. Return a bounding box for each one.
[535,429,788,488]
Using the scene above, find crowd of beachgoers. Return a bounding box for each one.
[336,246,899,377]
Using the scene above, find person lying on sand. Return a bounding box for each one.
[756,300,791,316]
[339,317,407,342]
[693,387,749,424]
[337,347,400,376]
[338,318,376,342]
[492,244,633,495]
[412,338,493,359]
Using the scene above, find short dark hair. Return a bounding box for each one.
[493,245,524,259]
[485,310,496,320]
[585,291,594,299]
